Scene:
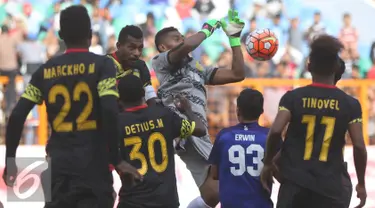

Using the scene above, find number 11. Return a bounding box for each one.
[302,115,336,162]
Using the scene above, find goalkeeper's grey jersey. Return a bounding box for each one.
[152,51,218,127]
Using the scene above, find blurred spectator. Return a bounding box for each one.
[91,7,106,47]
[269,13,285,47]
[23,2,44,37]
[0,25,19,117]
[256,61,272,77]
[351,64,361,79]
[150,0,169,4]
[305,11,326,45]
[140,13,157,37]
[370,41,375,64]
[341,48,359,79]
[338,13,359,57]
[367,62,375,79]
[89,32,104,55]
[43,29,60,58]
[241,17,257,42]
[176,0,195,19]
[273,45,303,67]
[17,33,47,83]
[266,0,284,16]
[245,0,267,20]
[193,0,215,20]
[288,17,303,52]
[52,2,62,31]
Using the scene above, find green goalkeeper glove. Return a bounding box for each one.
[200,19,221,38]
[221,9,245,47]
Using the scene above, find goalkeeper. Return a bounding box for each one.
[152,9,245,208]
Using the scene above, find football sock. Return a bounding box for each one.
[187,196,212,208]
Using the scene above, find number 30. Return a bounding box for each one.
[228,144,264,177]
[125,133,168,175]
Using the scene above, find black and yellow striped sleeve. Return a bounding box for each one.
[21,69,43,105]
[97,77,118,97]
[98,57,119,98]
[21,84,43,105]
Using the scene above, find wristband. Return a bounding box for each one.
[199,30,210,39]
[229,37,241,47]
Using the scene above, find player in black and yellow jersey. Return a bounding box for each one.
[107,25,157,105]
[2,5,141,208]
[116,74,206,208]
[261,35,367,208]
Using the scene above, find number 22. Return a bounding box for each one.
[302,115,335,162]
[48,82,97,132]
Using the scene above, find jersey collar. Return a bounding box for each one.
[65,48,89,54]
[310,82,337,89]
[238,121,259,128]
[112,52,120,62]
[125,104,148,112]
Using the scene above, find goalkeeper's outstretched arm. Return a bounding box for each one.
[168,20,220,65]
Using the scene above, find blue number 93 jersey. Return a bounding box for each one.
[209,122,273,208]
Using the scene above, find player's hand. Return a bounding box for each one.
[260,164,274,193]
[2,159,17,187]
[174,95,192,113]
[115,161,143,181]
[200,19,221,38]
[220,9,245,47]
[354,184,367,208]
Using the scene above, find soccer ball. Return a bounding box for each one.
[245,29,279,61]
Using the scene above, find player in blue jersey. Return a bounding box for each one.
[208,88,274,208]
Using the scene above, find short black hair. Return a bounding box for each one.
[309,35,343,76]
[59,5,92,45]
[155,27,178,52]
[118,74,145,103]
[237,88,264,120]
[118,25,143,44]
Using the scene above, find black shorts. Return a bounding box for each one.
[276,180,352,208]
[41,169,114,208]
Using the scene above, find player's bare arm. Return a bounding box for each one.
[3,66,44,186]
[347,100,367,208]
[209,9,245,85]
[3,98,36,186]
[174,95,206,137]
[261,107,291,192]
[165,20,220,65]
